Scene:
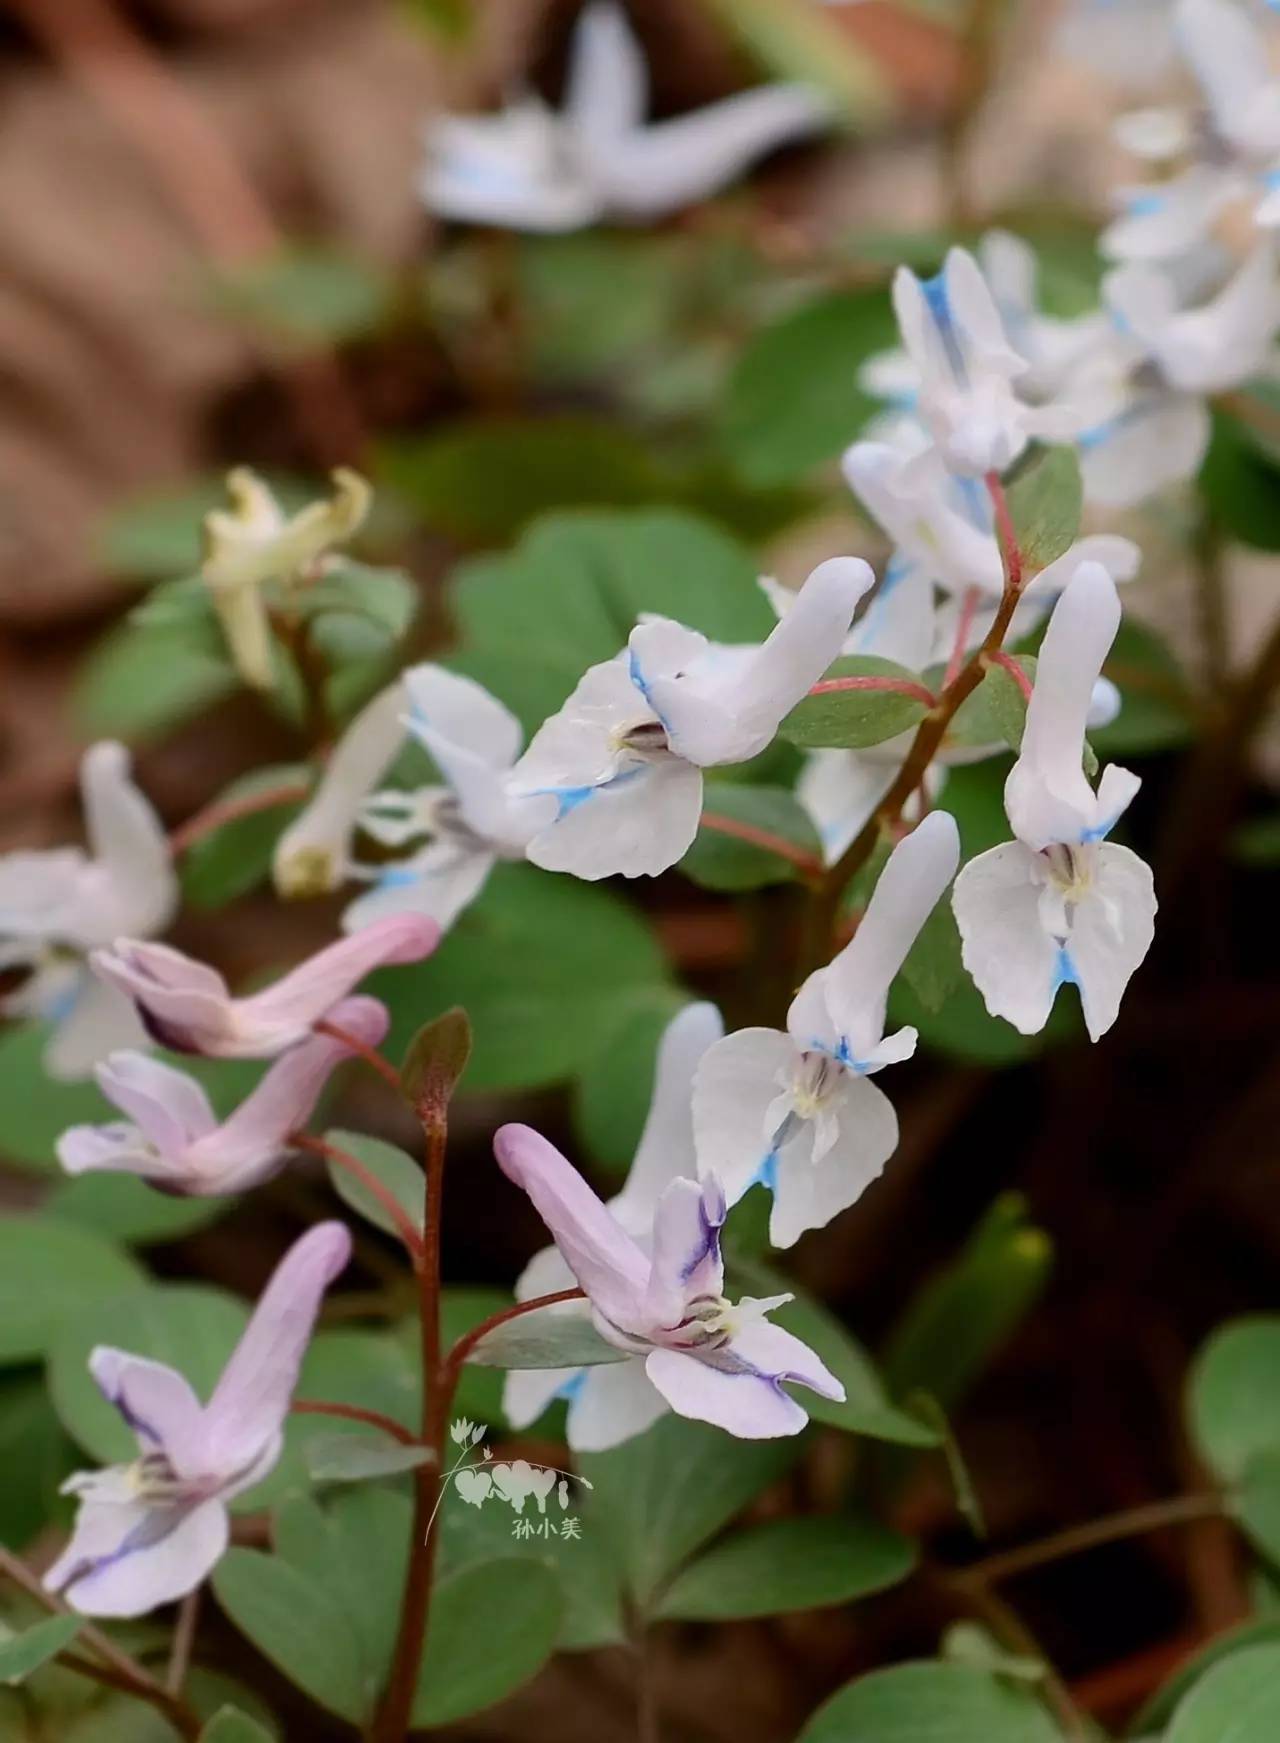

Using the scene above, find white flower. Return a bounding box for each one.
[419,1,828,233]
[952,564,1157,1041]
[693,813,960,1247]
[1074,246,1280,507]
[503,1002,729,1452]
[509,558,871,880]
[348,667,547,933]
[1103,0,1280,263]
[889,247,1112,476]
[273,666,544,935]
[0,743,177,1079]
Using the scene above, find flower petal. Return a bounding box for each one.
[49,1495,228,1619]
[525,758,704,881]
[1064,843,1157,1040]
[615,1001,723,1229]
[343,845,496,937]
[89,1349,205,1473]
[797,810,959,1061]
[566,1357,667,1452]
[953,841,1063,1035]
[202,1222,351,1475]
[78,743,177,942]
[692,1027,798,1210]
[494,1124,650,1332]
[564,1,648,150]
[274,683,405,897]
[645,1176,725,1328]
[769,1074,899,1248]
[94,1052,218,1154]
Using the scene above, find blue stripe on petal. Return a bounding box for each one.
[555,1371,586,1404]
[921,270,969,385]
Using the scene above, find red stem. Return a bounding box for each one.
[291,1400,421,1447]
[292,1131,425,1266]
[314,1018,405,1094]
[443,1288,588,1384]
[806,674,937,707]
[699,810,824,880]
[989,649,1033,701]
[944,585,981,689]
[168,780,309,857]
[985,469,1023,592]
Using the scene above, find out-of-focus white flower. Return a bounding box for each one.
[693,814,959,1247]
[0,743,177,1080]
[889,247,1116,476]
[508,559,870,880]
[347,667,547,934]
[952,564,1157,1041]
[1074,245,1280,506]
[1055,0,1179,88]
[419,1,829,233]
[202,468,370,691]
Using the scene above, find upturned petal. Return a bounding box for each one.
[274,684,405,897]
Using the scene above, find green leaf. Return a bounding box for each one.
[96,478,229,581]
[899,895,964,1014]
[697,0,890,121]
[367,862,671,1092]
[298,562,417,643]
[411,1559,562,1725]
[1201,410,1280,550]
[465,1304,627,1370]
[732,1259,938,1447]
[685,785,822,889]
[447,506,772,738]
[207,247,390,347]
[945,657,1034,754]
[199,1708,277,1743]
[1236,1447,1280,1564]
[73,623,237,741]
[46,1173,229,1246]
[1234,813,1280,865]
[399,1007,472,1111]
[0,1374,77,1547]
[883,1195,1053,1413]
[181,765,311,909]
[304,1434,431,1484]
[1096,617,1197,755]
[0,1221,144,1365]
[1003,444,1083,573]
[571,990,691,1179]
[212,1549,365,1722]
[1131,1619,1280,1735]
[0,1615,82,1684]
[795,1661,1062,1743]
[720,290,897,485]
[580,1413,803,1609]
[1187,1317,1280,1483]
[323,1129,423,1239]
[655,1515,915,1621]
[400,0,473,42]
[381,417,670,544]
[49,1285,247,1467]
[780,657,929,750]
[438,1288,511,1428]
[515,233,682,381]
[1165,1643,1280,1742]
[942,1621,1044,1682]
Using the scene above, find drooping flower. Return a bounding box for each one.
[0,742,177,1080]
[503,1001,724,1451]
[952,563,1157,1040]
[889,247,1114,476]
[693,812,960,1247]
[345,666,547,932]
[202,467,370,691]
[419,1,828,233]
[1103,0,1280,264]
[91,914,437,1058]
[508,557,871,880]
[57,996,387,1195]
[495,1124,844,1441]
[45,1222,351,1617]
